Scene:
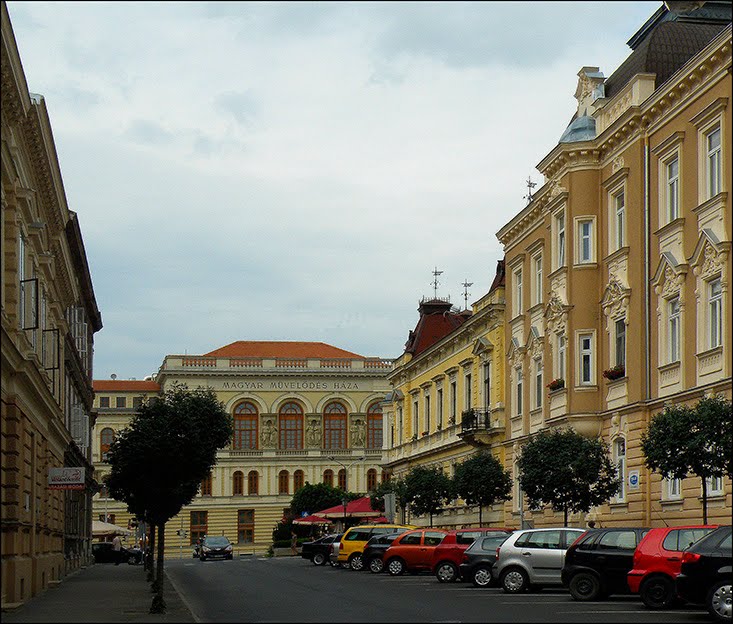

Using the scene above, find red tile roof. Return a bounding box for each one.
[93,380,160,392]
[203,341,366,359]
[404,299,469,357]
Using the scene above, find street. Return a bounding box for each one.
[165,556,713,623]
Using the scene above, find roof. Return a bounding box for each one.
[203,341,366,359]
[559,114,596,143]
[404,299,469,357]
[93,380,160,392]
[488,259,506,293]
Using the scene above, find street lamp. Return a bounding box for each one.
[328,455,365,531]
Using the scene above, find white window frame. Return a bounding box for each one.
[533,253,543,306]
[611,188,626,251]
[514,268,523,316]
[706,126,722,199]
[555,211,566,269]
[533,358,543,410]
[708,277,722,349]
[613,437,626,503]
[666,155,680,222]
[668,297,680,363]
[577,332,595,386]
[515,366,523,416]
[614,318,626,368]
[557,334,566,381]
[706,475,724,496]
[464,372,472,410]
[666,477,682,501]
[575,217,595,264]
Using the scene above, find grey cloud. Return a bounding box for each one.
[57,85,100,111]
[124,120,174,146]
[214,90,259,126]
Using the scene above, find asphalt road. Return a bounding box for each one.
[165,556,714,623]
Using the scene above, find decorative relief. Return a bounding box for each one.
[661,266,684,298]
[700,244,723,279]
[548,178,567,199]
[611,156,625,172]
[545,293,568,335]
[260,419,278,448]
[350,418,366,447]
[305,418,322,447]
[601,275,630,320]
[508,345,525,369]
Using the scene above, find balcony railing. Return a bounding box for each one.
[461,408,492,433]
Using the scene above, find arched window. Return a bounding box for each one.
[294,470,305,491]
[279,402,304,449]
[200,474,212,496]
[381,470,390,484]
[323,469,334,487]
[367,403,383,449]
[367,468,378,492]
[338,469,346,490]
[248,470,259,495]
[278,470,289,495]
[233,401,258,450]
[100,428,115,461]
[233,471,244,496]
[324,402,347,449]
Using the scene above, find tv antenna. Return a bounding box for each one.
[523,176,537,205]
[431,267,443,298]
[461,280,473,310]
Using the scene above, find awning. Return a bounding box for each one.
[92,520,132,537]
[292,514,333,525]
[314,496,383,519]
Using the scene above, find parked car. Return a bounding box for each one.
[301,533,342,566]
[432,527,514,583]
[336,523,416,571]
[329,538,341,567]
[562,527,649,601]
[383,529,448,576]
[362,532,409,573]
[459,533,514,587]
[493,527,586,593]
[92,541,143,565]
[199,535,234,561]
[676,525,732,623]
[627,525,719,609]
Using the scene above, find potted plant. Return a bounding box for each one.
[421,431,429,437]
[546,378,565,392]
[602,364,625,381]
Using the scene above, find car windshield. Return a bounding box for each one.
[204,537,230,547]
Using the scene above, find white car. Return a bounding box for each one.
[492,527,586,593]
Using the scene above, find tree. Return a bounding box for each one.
[403,466,454,527]
[107,384,231,613]
[517,428,620,526]
[453,451,512,525]
[370,477,410,523]
[641,395,732,524]
[289,482,359,518]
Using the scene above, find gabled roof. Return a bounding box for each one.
[93,380,160,392]
[203,341,365,359]
[404,299,468,357]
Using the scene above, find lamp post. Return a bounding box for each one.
[328,455,365,531]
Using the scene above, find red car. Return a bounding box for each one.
[432,527,515,583]
[627,525,719,609]
[383,529,448,576]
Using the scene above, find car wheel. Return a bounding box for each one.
[569,572,601,601]
[386,558,405,576]
[127,555,138,565]
[368,557,384,574]
[313,552,326,566]
[640,575,676,609]
[436,561,458,583]
[472,566,493,588]
[707,580,732,623]
[348,553,364,571]
[501,567,529,593]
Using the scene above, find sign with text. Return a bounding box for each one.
[48,467,85,490]
[628,470,640,490]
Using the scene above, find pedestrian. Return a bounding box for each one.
[290,530,298,555]
[112,534,122,565]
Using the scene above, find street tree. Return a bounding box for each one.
[403,466,454,527]
[641,395,732,524]
[453,451,512,525]
[370,477,410,523]
[517,428,620,526]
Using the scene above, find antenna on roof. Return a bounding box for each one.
[461,280,473,310]
[523,176,537,205]
[431,267,443,298]
[110,373,117,380]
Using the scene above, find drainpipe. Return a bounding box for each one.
[643,129,651,527]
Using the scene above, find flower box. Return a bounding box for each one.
[603,365,625,381]
[546,378,565,392]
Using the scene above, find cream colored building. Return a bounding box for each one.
[92,342,391,555]
[496,3,731,528]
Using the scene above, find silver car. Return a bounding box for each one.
[492,527,586,593]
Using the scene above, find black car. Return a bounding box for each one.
[199,535,234,561]
[92,541,143,565]
[459,533,514,587]
[363,532,407,574]
[562,527,650,601]
[676,525,732,623]
[301,533,342,566]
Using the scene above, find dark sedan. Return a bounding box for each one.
[92,542,143,565]
[199,535,234,561]
[301,533,342,566]
[459,534,513,587]
[363,532,409,574]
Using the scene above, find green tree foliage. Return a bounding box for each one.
[517,428,620,526]
[453,451,512,525]
[403,466,454,527]
[641,395,732,524]
[106,384,231,613]
[289,482,358,518]
[369,477,410,522]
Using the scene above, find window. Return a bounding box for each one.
[557,334,566,380]
[597,530,638,551]
[424,394,431,432]
[293,470,304,491]
[577,220,593,263]
[99,396,110,408]
[464,373,472,410]
[367,468,377,492]
[115,397,126,409]
[233,471,244,496]
[706,126,721,198]
[579,333,593,385]
[412,399,419,436]
[237,509,254,544]
[190,511,208,544]
[663,528,712,551]
[534,359,543,409]
[556,212,566,268]
[514,268,523,315]
[666,156,679,221]
[98,513,115,524]
[516,530,562,549]
[247,470,259,495]
[100,428,115,461]
[534,255,543,305]
[200,474,212,496]
[338,469,346,490]
[709,278,722,348]
[323,469,334,487]
[482,362,490,410]
[323,402,347,449]
[515,367,523,416]
[667,478,681,500]
[233,401,259,450]
[279,402,304,450]
[614,191,625,250]
[132,396,143,410]
[706,475,724,496]
[278,470,289,495]
[366,403,383,449]
[399,532,422,546]
[450,381,457,420]
[614,438,626,502]
[668,298,680,362]
[437,388,444,428]
[615,319,626,367]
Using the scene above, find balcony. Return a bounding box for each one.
[458,408,504,446]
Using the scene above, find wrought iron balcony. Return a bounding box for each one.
[459,408,503,446]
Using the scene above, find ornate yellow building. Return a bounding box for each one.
[382,261,507,528]
[92,342,392,555]
[496,3,731,528]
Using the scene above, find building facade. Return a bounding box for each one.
[382,261,507,528]
[92,342,392,555]
[496,3,731,529]
[1,1,102,607]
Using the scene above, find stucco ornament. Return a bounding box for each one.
[508,343,525,369]
[260,419,278,448]
[545,293,568,335]
[611,155,625,173]
[700,243,723,279]
[528,333,544,360]
[601,275,630,320]
[305,418,322,447]
[350,419,366,447]
[548,177,567,199]
[661,265,684,298]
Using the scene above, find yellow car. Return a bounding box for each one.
[337,524,416,571]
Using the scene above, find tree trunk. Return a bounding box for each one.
[563,506,568,527]
[150,522,166,613]
[429,512,433,527]
[701,477,708,525]
[147,523,156,581]
[479,505,483,526]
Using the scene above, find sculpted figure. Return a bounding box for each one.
[350,418,366,447]
[305,419,322,447]
[261,419,278,447]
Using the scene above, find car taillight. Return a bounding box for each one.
[495,547,501,559]
[682,552,701,564]
[462,554,470,564]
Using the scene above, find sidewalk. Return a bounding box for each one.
[2,563,196,623]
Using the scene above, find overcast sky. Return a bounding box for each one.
[7,1,660,380]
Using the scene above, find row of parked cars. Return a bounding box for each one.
[300,523,732,622]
